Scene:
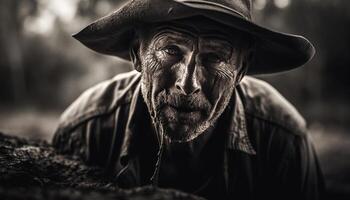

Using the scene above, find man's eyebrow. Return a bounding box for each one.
[199,37,233,53]
[152,27,195,45]
[202,32,236,44]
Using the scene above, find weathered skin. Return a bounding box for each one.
[136,16,253,143]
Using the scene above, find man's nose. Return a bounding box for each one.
[175,53,201,95]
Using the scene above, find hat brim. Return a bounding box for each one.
[73,0,315,75]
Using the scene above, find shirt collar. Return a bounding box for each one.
[120,83,142,159]
[225,90,256,155]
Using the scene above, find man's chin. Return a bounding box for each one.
[161,121,209,143]
[157,107,211,142]
[167,122,192,133]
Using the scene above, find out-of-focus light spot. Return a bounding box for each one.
[254,0,267,10]
[24,10,55,35]
[23,0,79,35]
[48,0,78,23]
[96,1,112,16]
[274,0,291,9]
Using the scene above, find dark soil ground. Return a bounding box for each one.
[1,126,349,200]
[0,132,205,200]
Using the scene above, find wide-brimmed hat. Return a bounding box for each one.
[73,0,315,75]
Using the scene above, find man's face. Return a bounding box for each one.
[137,17,250,142]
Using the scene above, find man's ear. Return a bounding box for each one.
[236,48,254,83]
[237,37,256,81]
[243,49,254,71]
[130,42,142,72]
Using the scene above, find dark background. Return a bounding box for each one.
[0,0,349,198]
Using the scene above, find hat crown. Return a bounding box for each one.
[176,0,252,19]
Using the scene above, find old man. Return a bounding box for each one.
[53,0,324,199]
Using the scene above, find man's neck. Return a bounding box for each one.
[156,123,223,190]
[162,125,216,160]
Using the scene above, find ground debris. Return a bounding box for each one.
[0,132,205,200]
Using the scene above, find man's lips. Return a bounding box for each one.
[162,104,204,123]
[168,104,201,113]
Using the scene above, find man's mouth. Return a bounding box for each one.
[168,104,201,113]
[164,104,203,123]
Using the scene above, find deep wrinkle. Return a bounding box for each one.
[151,28,237,80]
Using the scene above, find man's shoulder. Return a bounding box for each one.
[58,70,141,130]
[239,76,307,135]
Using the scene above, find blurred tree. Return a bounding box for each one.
[0,0,130,109]
[252,0,350,125]
[0,0,38,104]
[286,0,350,101]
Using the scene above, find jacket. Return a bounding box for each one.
[52,70,324,200]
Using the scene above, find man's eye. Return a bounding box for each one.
[205,53,223,63]
[163,45,181,56]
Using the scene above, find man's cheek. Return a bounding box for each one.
[142,63,169,107]
[142,54,166,87]
[152,63,180,93]
[203,74,234,102]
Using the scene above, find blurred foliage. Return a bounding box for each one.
[0,0,130,109]
[0,0,349,126]
[253,0,350,126]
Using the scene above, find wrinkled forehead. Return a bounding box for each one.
[139,16,250,47]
